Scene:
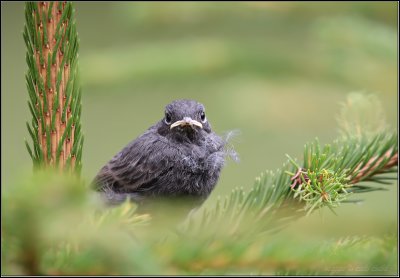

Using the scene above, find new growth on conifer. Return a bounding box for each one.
[24,1,83,173]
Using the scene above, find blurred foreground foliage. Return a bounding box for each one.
[2,173,397,275]
[2,172,397,275]
[2,94,397,275]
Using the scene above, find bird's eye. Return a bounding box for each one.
[165,112,172,125]
[200,111,206,123]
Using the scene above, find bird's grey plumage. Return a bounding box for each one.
[92,99,230,207]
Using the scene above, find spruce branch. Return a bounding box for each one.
[184,94,398,237]
[24,1,82,173]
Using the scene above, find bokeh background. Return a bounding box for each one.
[2,2,397,242]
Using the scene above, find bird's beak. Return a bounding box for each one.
[170,117,203,130]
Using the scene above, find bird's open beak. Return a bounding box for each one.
[170,117,203,130]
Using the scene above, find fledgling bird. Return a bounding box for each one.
[92,99,234,210]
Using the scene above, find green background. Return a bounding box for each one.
[1,2,398,238]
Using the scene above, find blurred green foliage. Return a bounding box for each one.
[2,168,397,275]
[1,2,398,275]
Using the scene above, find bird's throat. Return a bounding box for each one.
[173,127,200,143]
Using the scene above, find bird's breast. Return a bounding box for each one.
[152,133,225,197]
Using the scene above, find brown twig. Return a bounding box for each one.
[351,149,398,184]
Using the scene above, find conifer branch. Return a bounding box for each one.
[24,1,82,173]
[184,94,398,237]
[185,133,397,237]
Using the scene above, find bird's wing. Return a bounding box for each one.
[93,129,172,193]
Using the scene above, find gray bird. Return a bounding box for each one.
[92,99,233,209]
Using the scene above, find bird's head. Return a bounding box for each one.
[159,99,212,140]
